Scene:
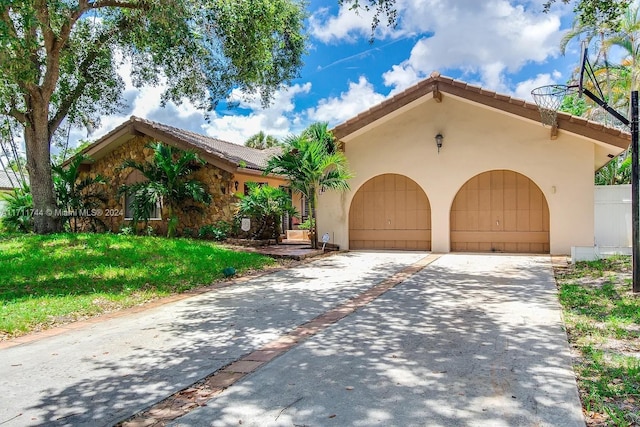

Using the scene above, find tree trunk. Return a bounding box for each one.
[24,103,61,234]
[308,190,317,249]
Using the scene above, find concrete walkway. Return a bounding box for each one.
[0,253,584,427]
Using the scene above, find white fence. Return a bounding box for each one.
[594,184,632,254]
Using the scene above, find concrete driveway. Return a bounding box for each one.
[0,253,584,427]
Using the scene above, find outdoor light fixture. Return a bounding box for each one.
[234,181,239,191]
[435,133,444,153]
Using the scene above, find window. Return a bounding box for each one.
[124,191,162,220]
[123,170,162,220]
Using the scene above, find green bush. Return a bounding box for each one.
[297,217,315,230]
[1,184,33,233]
[198,221,231,241]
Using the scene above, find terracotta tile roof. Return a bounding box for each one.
[129,117,280,171]
[69,116,280,173]
[332,72,631,150]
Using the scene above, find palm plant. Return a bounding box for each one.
[244,131,280,150]
[236,183,298,241]
[0,183,33,233]
[264,125,352,249]
[52,154,108,232]
[605,4,640,91]
[302,122,337,154]
[118,142,212,238]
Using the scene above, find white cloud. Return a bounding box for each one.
[307,76,386,125]
[390,1,562,91]
[310,6,378,44]
[203,83,312,142]
[513,70,563,101]
[86,54,312,146]
[313,0,565,93]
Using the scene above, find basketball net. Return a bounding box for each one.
[530,85,574,128]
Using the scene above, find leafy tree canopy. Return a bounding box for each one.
[0,0,396,234]
[544,0,630,28]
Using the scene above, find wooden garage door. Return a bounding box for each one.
[349,174,431,250]
[450,170,550,253]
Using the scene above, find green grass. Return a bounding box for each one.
[556,256,640,426]
[0,233,274,338]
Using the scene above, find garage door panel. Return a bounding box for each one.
[451,170,549,254]
[479,189,491,210]
[504,210,517,231]
[530,210,543,231]
[530,187,543,209]
[479,210,491,231]
[491,211,504,231]
[543,203,550,228]
[451,231,549,243]
[517,183,530,209]
[517,210,530,231]
[350,174,431,250]
[505,242,518,252]
[467,188,479,210]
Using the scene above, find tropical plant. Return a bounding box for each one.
[605,4,640,91]
[0,184,33,233]
[198,221,232,241]
[118,142,212,238]
[236,183,298,241]
[595,154,632,184]
[52,154,108,232]
[244,131,280,150]
[297,217,315,230]
[302,122,337,154]
[264,125,352,248]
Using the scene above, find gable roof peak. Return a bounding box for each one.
[332,73,630,151]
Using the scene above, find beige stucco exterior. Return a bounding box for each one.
[318,92,621,255]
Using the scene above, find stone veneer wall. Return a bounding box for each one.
[81,136,236,235]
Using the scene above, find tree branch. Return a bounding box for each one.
[48,23,125,134]
[88,0,148,9]
[7,107,27,125]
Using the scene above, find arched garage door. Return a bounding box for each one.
[450,170,550,253]
[349,174,431,250]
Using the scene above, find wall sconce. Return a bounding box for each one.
[234,181,239,191]
[435,133,444,153]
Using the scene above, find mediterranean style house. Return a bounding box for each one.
[317,72,630,255]
[71,116,300,236]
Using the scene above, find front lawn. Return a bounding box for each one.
[0,233,274,339]
[555,256,640,426]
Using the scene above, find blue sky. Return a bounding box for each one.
[85,0,583,147]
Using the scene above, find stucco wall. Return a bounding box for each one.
[317,95,596,255]
[82,136,235,235]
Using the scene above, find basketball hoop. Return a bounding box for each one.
[530,84,574,127]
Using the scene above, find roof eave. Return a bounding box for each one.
[332,73,631,151]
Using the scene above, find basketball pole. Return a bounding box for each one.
[632,91,639,293]
[579,84,639,294]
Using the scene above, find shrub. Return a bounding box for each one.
[1,184,33,233]
[297,217,315,230]
[198,221,231,241]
